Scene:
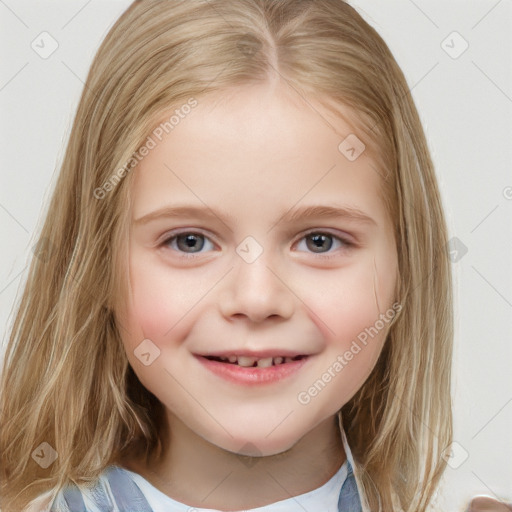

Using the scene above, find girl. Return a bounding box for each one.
[0,0,493,510]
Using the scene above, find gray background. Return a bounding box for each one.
[1,1,511,509]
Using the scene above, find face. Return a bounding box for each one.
[116,81,399,457]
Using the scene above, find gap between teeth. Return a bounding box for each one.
[211,355,302,367]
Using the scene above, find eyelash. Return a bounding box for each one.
[159,229,354,260]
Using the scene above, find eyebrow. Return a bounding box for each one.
[134,204,377,227]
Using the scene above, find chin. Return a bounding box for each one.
[205,426,302,458]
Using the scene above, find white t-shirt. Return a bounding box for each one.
[36,423,363,512]
[123,460,348,512]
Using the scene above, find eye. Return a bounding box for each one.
[160,231,216,257]
[295,231,353,256]
[159,229,354,259]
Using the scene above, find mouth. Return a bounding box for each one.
[202,354,307,368]
[195,352,311,386]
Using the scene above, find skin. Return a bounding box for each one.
[115,78,401,509]
[467,498,512,512]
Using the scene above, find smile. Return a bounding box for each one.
[204,354,306,368]
[195,354,311,386]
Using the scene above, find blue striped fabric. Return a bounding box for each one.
[338,460,363,512]
[49,466,152,512]
[50,461,363,511]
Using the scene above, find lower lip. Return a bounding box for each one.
[195,356,310,386]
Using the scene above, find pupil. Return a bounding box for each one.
[175,234,333,254]
[308,234,332,253]
[178,234,204,253]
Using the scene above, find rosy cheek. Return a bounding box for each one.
[307,266,381,338]
[126,253,164,325]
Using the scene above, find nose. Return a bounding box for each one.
[219,249,295,323]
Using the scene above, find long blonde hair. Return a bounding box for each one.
[0,1,453,510]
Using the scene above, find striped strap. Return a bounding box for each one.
[50,466,153,512]
[105,466,153,511]
[337,460,363,512]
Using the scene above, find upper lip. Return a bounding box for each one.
[196,350,311,359]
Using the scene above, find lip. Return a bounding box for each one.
[195,354,311,386]
[199,349,309,359]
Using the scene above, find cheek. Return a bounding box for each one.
[300,252,397,393]
[303,259,384,339]
[123,249,198,342]
[116,255,188,404]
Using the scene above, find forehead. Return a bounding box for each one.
[130,82,389,226]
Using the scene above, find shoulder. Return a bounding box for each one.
[46,465,154,512]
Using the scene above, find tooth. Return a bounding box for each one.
[237,356,256,367]
[284,357,293,363]
[257,357,273,368]
[273,357,284,365]
[228,355,237,363]
[219,356,229,362]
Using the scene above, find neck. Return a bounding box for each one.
[125,412,346,510]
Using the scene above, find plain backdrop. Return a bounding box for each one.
[1,1,511,510]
